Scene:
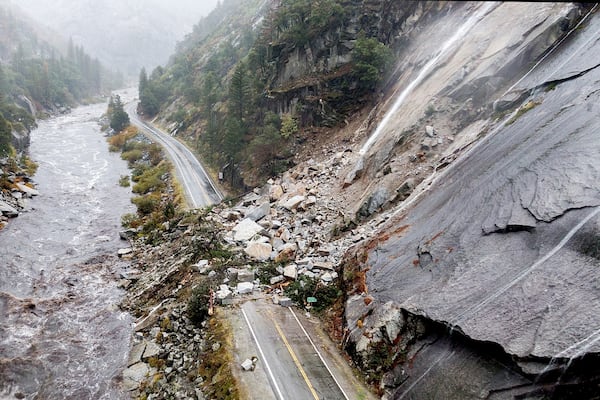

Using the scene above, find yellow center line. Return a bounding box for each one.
[271,312,320,400]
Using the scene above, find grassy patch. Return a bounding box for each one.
[285,276,342,312]
[118,175,130,187]
[108,126,138,151]
[132,161,169,194]
[506,100,541,125]
[199,315,239,400]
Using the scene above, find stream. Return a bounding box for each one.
[0,102,134,399]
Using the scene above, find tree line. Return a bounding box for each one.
[137,0,393,188]
[0,5,124,156]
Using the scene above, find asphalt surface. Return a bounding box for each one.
[125,102,222,208]
[241,301,352,400]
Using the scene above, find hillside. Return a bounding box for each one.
[0,3,123,166]
[139,0,423,188]
[121,1,600,398]
[11,0,220,76]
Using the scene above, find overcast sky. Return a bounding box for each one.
[8,0,221,76]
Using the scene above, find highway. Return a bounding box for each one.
[125,102,223,208]
[241,301,351,400]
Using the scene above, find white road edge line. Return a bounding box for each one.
[241,307,286,400]
[288,307,351,400]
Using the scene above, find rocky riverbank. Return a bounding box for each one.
[0,157,39,229]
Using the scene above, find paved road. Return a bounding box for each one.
[125,102,223,208]
[241,301,351,400]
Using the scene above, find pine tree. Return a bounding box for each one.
[139,67,148,97]
[0,113,13,156]
[109,95,130,133]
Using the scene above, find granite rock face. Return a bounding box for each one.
[339,3,600,399]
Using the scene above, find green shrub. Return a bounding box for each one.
[131,193,160,215]
[132,163,168,194]
[119,175,130,187]
[121,213,138,228]
[352,34,393,90]
[188,282,212,327]
[284,276,342,312]
[121,149,144,165]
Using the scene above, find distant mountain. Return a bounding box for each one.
[9,0,220,77]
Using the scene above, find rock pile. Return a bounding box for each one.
[0,161,39,228]
[119,149,395,398]
[123,305,207,399]
[211,152,395,297]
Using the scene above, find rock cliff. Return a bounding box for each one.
[336,2,600,398]
[121,1,600,398]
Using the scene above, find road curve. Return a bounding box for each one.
[125,102,223,208]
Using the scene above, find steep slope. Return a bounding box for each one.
[337,3,600,398]
[125,1,600,398]
[143,0,455,188]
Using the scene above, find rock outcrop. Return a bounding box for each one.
[119,2,600,399]
[338,3,600,399]
[0,159,38,228]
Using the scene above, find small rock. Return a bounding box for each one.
[241,359,254,371]
[279,297,293,307]
[119,229,137,241]
[122,362,150,391]
[313,261,334,270]
[0,200,18,218]
[283,264,298,280]
[244,242,272,261]
[269,184,284,201]
[343,156,364,188]
[128,342,146,366]
[425,125,436,137]
[237,282,254,294]
[117,248,133,257]
[194,260,210,272]
[142,340,161,361]
[282,195,305,211]
[238,269,255,283]
[216,286,232,301]
[16,182,39,197]
[246,202,270,222]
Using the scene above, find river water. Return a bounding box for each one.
[0,102,134,399]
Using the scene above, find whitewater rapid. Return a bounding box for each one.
[0,102,135,399]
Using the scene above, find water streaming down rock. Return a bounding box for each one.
[339,3,600,398]
[0,103,135,399]
[357,1,498,157]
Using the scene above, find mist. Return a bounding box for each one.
[7,0,221,78]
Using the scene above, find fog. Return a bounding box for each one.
[7,0,221,77]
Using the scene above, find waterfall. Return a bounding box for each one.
[358,2,498,156]
[19,95,36,118]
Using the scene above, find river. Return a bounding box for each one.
[0,102,134,399]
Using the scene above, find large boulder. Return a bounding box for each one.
[0,200,19,218]
[244,241,272,261]
[233,218,265,242]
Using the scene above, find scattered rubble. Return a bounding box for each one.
[117,144,396,398]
